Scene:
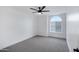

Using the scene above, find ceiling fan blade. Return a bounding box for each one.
[42,10,50,12]
[38,7,41,10]
[41,6,46,10]
[30,8,38,11]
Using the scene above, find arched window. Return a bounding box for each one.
[50,16,62,32]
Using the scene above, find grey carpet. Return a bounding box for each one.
[2,36,69,52]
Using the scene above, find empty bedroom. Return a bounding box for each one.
[0,6,79,52]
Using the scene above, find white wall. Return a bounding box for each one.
[36,14,66,38]
[66,13,79,51]
[0,7,36,50]
[36,15,48,36]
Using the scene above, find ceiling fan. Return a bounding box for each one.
[30,6,50,14]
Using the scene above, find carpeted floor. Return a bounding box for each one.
[1,36,69,52]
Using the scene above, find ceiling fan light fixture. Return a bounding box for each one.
[38,13,42,14]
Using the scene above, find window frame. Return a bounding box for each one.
[49,16,62,33]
